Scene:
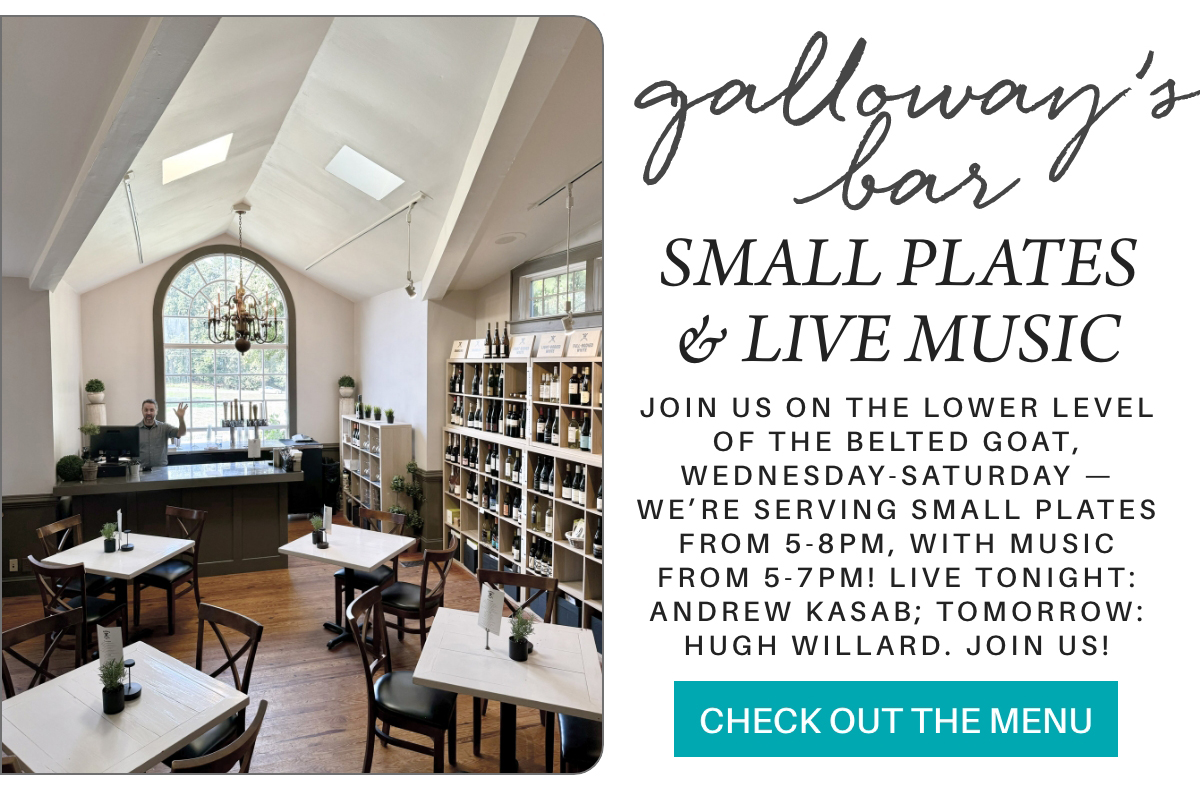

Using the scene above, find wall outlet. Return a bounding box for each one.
[7,558,16,573]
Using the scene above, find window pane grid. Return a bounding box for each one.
[528,269,585,318]
[161,255,290,444]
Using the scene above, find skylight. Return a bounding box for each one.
[162,133,233,184]
[325,145,405,200]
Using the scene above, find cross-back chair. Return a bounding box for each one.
[171,700,268,773]
[473,568,560,769]
[35,515,118,598]
[347,585,457,773]
[2,608,85,698]
[134,505,206,635]
[380,535,457,649]
[162,603,263,766]
[29,554,126,659]
[333,508,406,630]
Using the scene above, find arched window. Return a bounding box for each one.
[153,245,296,445]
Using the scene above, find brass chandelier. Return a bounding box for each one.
[207,203,282,353]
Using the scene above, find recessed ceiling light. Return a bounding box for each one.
[325,145,405,200]
[162,133,233,184]
[495,232,526,245]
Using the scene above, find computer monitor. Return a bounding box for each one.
[90,426,140,461]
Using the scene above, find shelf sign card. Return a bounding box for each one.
[567,329,602,358]
[509,334,536,359]
[466,339,486,359]
[449,339,470,359]
[323,505,333,541]
[536,332,567,357]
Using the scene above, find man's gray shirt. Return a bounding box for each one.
[139,420,179,467]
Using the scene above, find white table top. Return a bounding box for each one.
[44,533,195,581]
[2,641,248,773]
[278,524,416,572]
[413,608,602,721]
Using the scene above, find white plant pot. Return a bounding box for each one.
[87,392,105,404]
[339,386,355,398]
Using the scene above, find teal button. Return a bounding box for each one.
[675,681,1116,757]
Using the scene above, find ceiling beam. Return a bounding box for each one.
[28,16,219,291]
[419,16,586,301]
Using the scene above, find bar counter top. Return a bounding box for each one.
[53,461,302,497]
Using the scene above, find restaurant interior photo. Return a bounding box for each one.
[1,16,603,773]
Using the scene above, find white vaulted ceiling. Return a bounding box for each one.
[53,16,599,301]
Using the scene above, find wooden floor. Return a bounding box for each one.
[2,516,569,773]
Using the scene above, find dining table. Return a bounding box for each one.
[413,607,603,773]
[278,524,415,648]
[1,640,248,772]
[43,532,196,642]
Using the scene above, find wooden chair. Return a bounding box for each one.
[162,604,263,766]
[134,506,206,635]
[29,554,126,658]
[473,569,560,770]
[35,515,118,598]
[379,535,456,649]
[2,608,85,698]
[171,700,268,773]
[557,714,602,772]
[347,586,457,773]
[333,509,406,630]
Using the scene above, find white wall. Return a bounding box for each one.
[49,280,83,460]
[355,288,429,466]
[79,235,355,444]
[2,278,55,495]
[473,272,511,339]
[471,218,602,337]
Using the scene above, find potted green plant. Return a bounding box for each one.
[508,609,535,662]
[389,461,425,542]
[338,375,356,398]
[79,423,101,437]
[56,455,84,483]
[373,405,382,421]
[311,515,327,547]
[100,658,125,714]
[101,522,119,553]
[385,408,394,424]
[85,378,106,404]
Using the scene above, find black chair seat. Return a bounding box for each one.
[65,594,126,625]
[374,671,456,728]
[164,714,237,765]
[65,573,118,597]
[558,714,602,771]
[139,559,193,587]
[380,582,439,612]
[335,565,393,590]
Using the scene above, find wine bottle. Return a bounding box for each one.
[530,499,539,533]
[545,460,555,496]
[575,465,587,505]
[580,368,590,405]
[568,365,581,405]
[567,410,580,450]
[593,520,602,558]
[513,489,523,523]
[551,408,560,446]
[536,407,547,442]
[503,488,512,518]
[485,323,492,358]
[551,368,560,402]
[596,478,602,511]
[513,531,522,562]
[502,321,510,358]
[580,413,591,452]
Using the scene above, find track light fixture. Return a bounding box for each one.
[561,182,576,335]
[404,208,417,299]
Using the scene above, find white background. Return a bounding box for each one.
[597,0,1198,783]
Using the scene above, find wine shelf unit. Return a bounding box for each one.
[340,415,413,521]
[441,354,603,641]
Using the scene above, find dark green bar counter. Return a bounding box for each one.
[53,461,302,577]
